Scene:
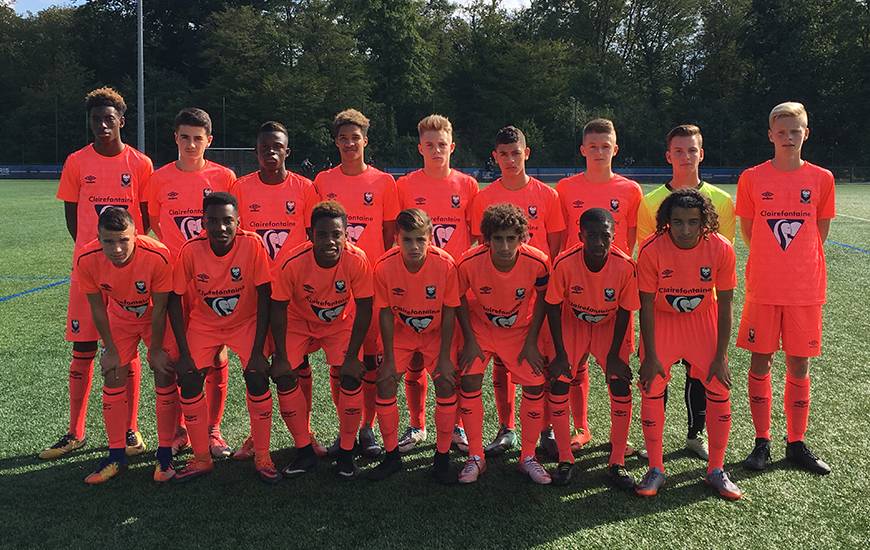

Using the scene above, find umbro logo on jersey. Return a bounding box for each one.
[175,216,203,240]
[135,281,147,294]
[100,283,113,292]
[486,312,518,328]
[230,267,242,281]
[700,267,712,282]
[666,294,704,313]
[572,308,606,324]
[326,192,337,200]
[528,205,538,219]
[121,173,132,187]
[809,339,819,348]
[84,175,96,184]
[167,191,179,200]
[285,201,296,214]
[123,304,148,318]
[604,288,615,302]
[451,195,461,208]
[415,197,427,206]
[571,285,583,294]
[312,304,345,322]
[433,224,456,248]
[748,328,756,343]
[346,223,366,243]
[71,319,80,333]
[610,199,620,212]
[767,219,804,251]
[515,288,526,299]
[249,203,261,212]
[93,204,129,216]
[399,313,433,333]
[335,280,347,293]
[255,229,288,259]
[206,295,239,317]
[391,287,405,296]
[302,284,315,293]
[196,273,210,283]
[203,188,213,197]
[800,189,811,204]
[426,285,437,299]
[572,200,584,208]
[363,192,374,205]
[662,269,674,279]
[761,191,774,201]
[480,286,493,295]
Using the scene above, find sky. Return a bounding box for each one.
[11,0,531,16]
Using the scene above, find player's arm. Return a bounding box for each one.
[341,296,373,380]
[739,216,753,246]
[545,300,571,382]
[378,306,396,380]
[140,203,151,235]
[269,299,292,380]
[626,227,638,256]
[147,291,173,377]
[547,232,562,259]
[707,289,734,389]
[457,296,483,373]
[605,308,632,383]
[86,292,122,384]
[519,290,548,374]
[246,283,272,376]
[64,202,78,242]
[638,291,665,393]
[167,292,194,375]
[818,219,831,243]
[382,220,397,251]
[436,305,458,385]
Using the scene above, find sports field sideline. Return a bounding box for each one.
[1,179,868,548]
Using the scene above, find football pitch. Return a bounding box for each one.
[1,179,868,549]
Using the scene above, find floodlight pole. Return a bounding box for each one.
[137,0,145,152]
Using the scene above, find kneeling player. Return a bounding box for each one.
[169,192,277,482]
[76,207,179,483]
[270,201,373,480]
[368,209,460,482]
[456,204,553,484]
[545,208,639,487]
[636,189,741,500]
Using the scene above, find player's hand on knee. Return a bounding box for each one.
[639,356,665,393]
[246,353,270,377]
[269,356,294,382]
[376,356,399,385]
[519,340,544,375]
[173,354,196,377]
[435,355,456,388]
[707,356,732,389]
[147,347,173,378]
[605,354,632,384]
[100,346,122,381]
[340,356,366,382]
[547,352,571,383]
[458,338,485,374]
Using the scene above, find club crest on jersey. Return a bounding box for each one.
[312,304,345,322]
[285,201,296,214]
[433,224,456,248]
[71,319,80,333]
[800,189,811,204]
[451,195,461,208]
[363,192,374,206]
[425,285,437,299]
[604,288,615,301]
[135,281,147,294]
[700,267,712,282]
[399,313,433,333]
[486,311,518,328]
[392,287,405,296]
[85,175,96,184]
[255,229,288,259]
[203,188,213,197]
[515,288,526,299]
[527,205,538,219]
[767,219,804,251]
[206,295,240,317]
[572,308,606,324]
[123,304,148,318]
[570,285,583,294]
[666,294,704,313]
[230,267,242,281]
[335,280,347,293]
[748,328,756,343]
[120,173,131,187]
[175,216,203,240]
[610,199,620,212]
[479,286,493,295]
[346,223,366,244]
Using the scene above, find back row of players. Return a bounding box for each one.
[41,87,835,500]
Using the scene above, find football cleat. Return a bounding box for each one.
[458,455,486,484]
[358,426,384,458]
[84,457,127,485]
[310,432,328,458]
[233,436,255,461]
[705,468,743,500]
[686,435,709,461]
[607,464,636,490]
[255,455,281,484]
[539,428,559,461]
[397,427,427,453]
[484,425,516,457]
[550,462,574,486]
[785,441,831,475]
[452,426,469,454]
[431,451,455,485]
[209,427,232,459]
[335,450,360,480]
[570,429,592,452]
[635,467,666,497]
[125,430,147,457]
[367,450,403,481]
[153,462,176,483]
[171,427,190,456]
[743,438,771,471]
[39,433,86,460]
[281,445,318,478]
[518,456,552,485]
[173,456,214,482]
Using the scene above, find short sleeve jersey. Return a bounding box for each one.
[637,232,736,315]
[373,245,460,337]
[470,177,565,253]
[56,144,153,255]
[147,160,235,258]
[76,235,172,322]
[556,173,643,253]
[272,241,374,325]
[735,161,835,305]
[313,165,400,261]
[173,230,271,330]
[545,243,640,324]
[231,170,319,262]
[396,169,479,258]
[637,182,736,244]
[457,243,550,332]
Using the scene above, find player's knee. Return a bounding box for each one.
[523,384,544,396]
[786,356,810,378]
[179,370,205,399]
[363,354,379,371]
[274,374,297,393]
[103,364,129,389]
[749,352,773,375]
[434,376,455,398]
[73,341,98,353]
[608,378,631,397]
[549,380,569,396]
[376,378,397,400]
[298,355,310,371]
[153,370,175,388]
[341,376,361,391]
[243,371,270,396]
[460,375,482,393]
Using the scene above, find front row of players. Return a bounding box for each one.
[79,188,744,499]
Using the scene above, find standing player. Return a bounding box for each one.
[635,124,737,461]
[42,87,152,460]
[635,189,741,500]
[314,109,400,457]
[394,114,478,453]
[554,118,643,453]
[545,208,639,488]
[148,107,236,458]
[456,204,553,484]
[230,121,322,460]
[271,201,373,480]
[76,208,179,483]
[468,126,565,457]
[368,209,460,482]
[737,102,834,475]
[169,192,277,482]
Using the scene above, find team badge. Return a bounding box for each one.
[767,219,804,251]
[120,173,131,187]
[135,281,147,294]
[515,288,526,299]
[335,280,347,293]
[230,267,242,281]
[425,285,437,299]
[748,328,756,343]
[203,188,213,197]
[71,319,80,334]
[432,224,455,248]
[451,195,461,208]
[528,205,538,219]
[666,294,704,313]
[800,189,811,204]
[175,216,202,240]
[256,229,288,259]
[610,199,620,212]
[363,192,374,205]
[700,267,712,281]
[604,288,615,302]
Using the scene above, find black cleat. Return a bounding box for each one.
[431,451,455,485]
[785,441,831,475]
[335,449,360,480]
[607,464,636,490]
[281,444,318,478]
[743,438,771,471]
[551,462,574,486]
[367,450,403,481]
